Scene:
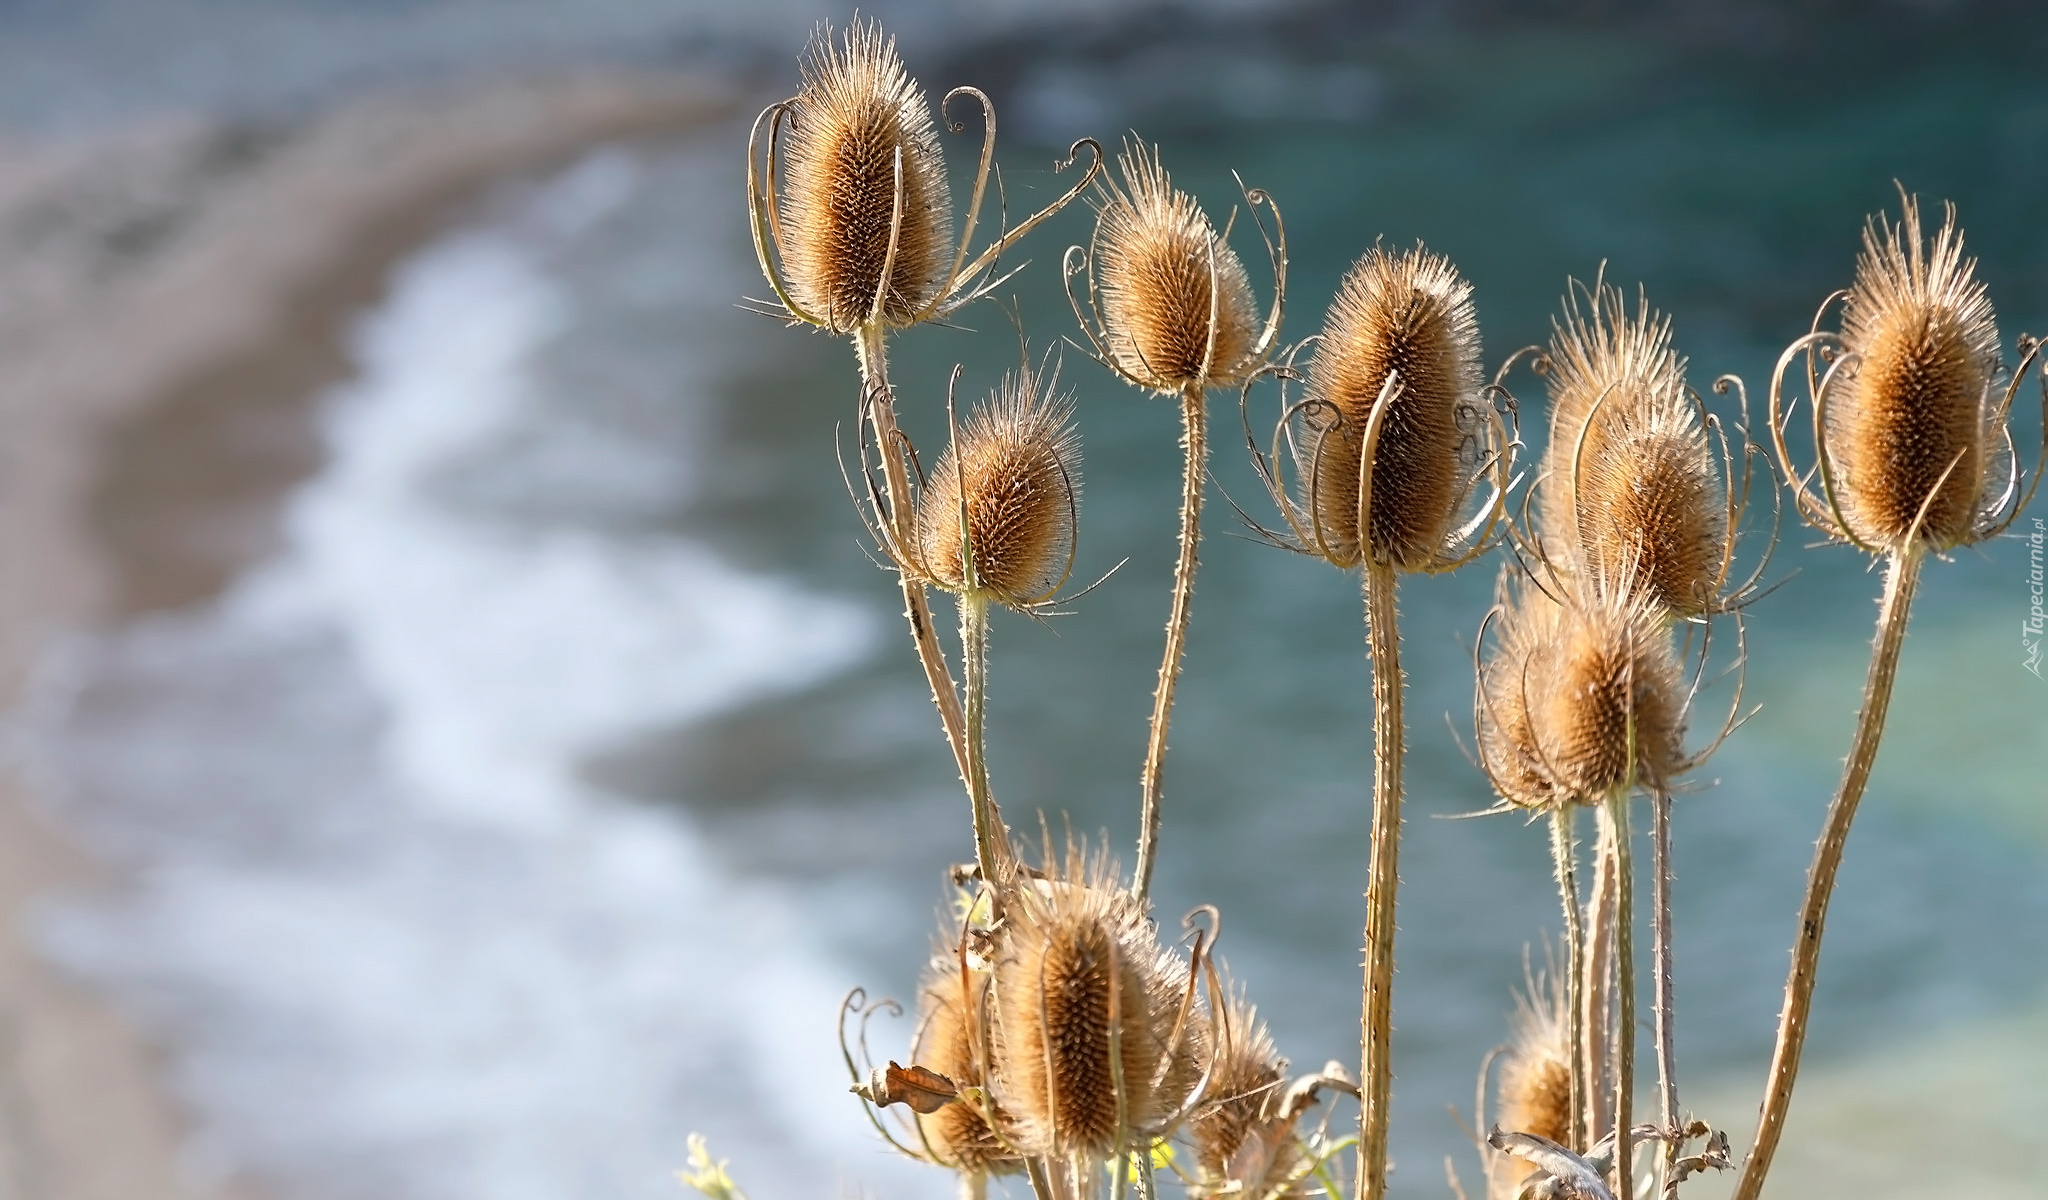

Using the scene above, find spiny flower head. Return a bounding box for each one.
[990,836,1201,1161]
[774,20,951,332]
[1478,568,1689,806]
[912,364,1081,611]
[1295,244,1487,571]
[1086,141,1264,392]
[1825,195,2003,551]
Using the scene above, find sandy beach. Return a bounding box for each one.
[0,68,729,1200]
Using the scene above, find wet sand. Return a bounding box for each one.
[0,68,730,1199]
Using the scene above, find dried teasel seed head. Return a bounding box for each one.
[1489,961,1575,1198]
[1092,141,1261,392]
[913,365,1081,610]
[991,838,1197,1161]
[912,956,1019,1174]
[1827,194,2002,550]
[1541,282,1727,614]
[1476,572,1567,811]
[1531,573,1688,800]
[778,20,952,332]
[1297,244,1485,569]
[1190,991,1286,1182]
[1573,401,1726,617]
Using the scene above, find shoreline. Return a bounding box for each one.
[0,68,731,1199]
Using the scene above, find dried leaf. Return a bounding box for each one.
[851,1061,960,1114]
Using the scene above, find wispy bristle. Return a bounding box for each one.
[913,958,1018,1174]
[1094,141,1260,391]
[991,837,1191,1160]
[1298,244,1485,569]
[1830,195,2001,549]
[779,20,952,332]
[913,365,1082,610]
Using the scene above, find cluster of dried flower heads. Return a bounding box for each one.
[709,19,2048,1200]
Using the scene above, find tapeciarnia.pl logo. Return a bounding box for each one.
[2026,517,2045,678]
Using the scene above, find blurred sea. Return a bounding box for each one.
[8,3,2048,1199]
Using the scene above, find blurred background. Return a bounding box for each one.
[0,2,2042,1199]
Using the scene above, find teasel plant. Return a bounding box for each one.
[1465,277,1766,1200]
[838,832,1363,1200]
[746,17,1102,848]
[1063,139,1287,901]
[1239,243,1518,1200]
[1734,190,2048,1200]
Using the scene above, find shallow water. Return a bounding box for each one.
[14,9,2048,1200]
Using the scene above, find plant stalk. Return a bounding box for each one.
[1650,788,1679,1196]
[1732,546,1922,1200]
[1357,557,1404,1200]
[853,324,990,853]
[1582,813,1617,1143]
[1607,791,1635,1200]
[1548,805,1587,1152]
[959,594,1003,886]
[1135,382,1208,900]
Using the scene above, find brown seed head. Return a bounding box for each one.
[1191,992,1285,1180]
[1574,403,1725,616]
[1297,244,1485,570]
[1489,962,1575,1198]
[778,20,952,332]
[1828,195,2001,550]
[1092,142,1261,391]
[1531,573,1688,800]
[912,956,1019,1174]
[991,838,1193,1160]
[913,366,1081,610]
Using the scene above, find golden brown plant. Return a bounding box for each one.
[990,839,1205,1163]
[1538,280,1765,618]
[748,19,1101,855]
[1772,193,2025,554]
[772,19,952,331]
[1064,140,1287,903]
[912,365,1083,612]
[1246,241,1513,1200]
[750,21,1101,336]
[1735,192,2047,1200]
[1070,141,1281,393]
[1282,244,1500,572]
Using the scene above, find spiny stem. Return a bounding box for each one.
[1358,557,1404,1200]
[1583,813,1617,1143]
[1549,805,1588,1153]
[959,594,1002,886]
[1608,791,1635,1200]
[1135,382,1208,900]
[853,324,988,849]
[1733,547,1923,1200]
[1650,788,1680,1197]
